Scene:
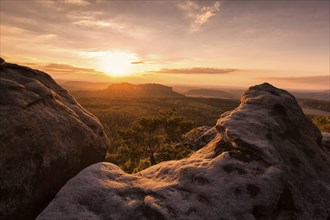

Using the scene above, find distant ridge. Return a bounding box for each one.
[184,88,233,99]
[59,81,110,91]
[292,90,330,101]
[99,82,184,98]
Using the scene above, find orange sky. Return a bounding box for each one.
[0,0,329,90]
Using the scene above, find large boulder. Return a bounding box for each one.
[38,83,330,220]
[0,58,109,220]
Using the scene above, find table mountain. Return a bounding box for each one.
[100,82,184,98]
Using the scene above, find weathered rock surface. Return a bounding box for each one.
[0,58,109,220]
[38,83,330,220]
[181,126,218,151]
[321,132,330,152]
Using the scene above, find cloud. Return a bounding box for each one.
[62,0,90,6]
[151,67,237,74]
[69,12,125,29]
[179,1,221,31]
[72,19,111,28]
[39,63,101,74]
[2,0,328,86]
[20,62,102,75]
[131,61,144,64]
[15,62,111,81]
[260,75,329,84]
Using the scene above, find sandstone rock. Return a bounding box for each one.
[0,59,109,220]
[181,126,218,151]
[38,83,330,220]
[0,57,5,68]
[321,132,330,152]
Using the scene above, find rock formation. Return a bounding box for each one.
[0,58,109,220]
[321,132,330,152]
[38,83,330,220]
[181,126,218,151]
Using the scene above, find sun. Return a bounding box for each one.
[99,52,138,77]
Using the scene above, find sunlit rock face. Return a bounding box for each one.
[38,83,330,220]
[0,58,109,220]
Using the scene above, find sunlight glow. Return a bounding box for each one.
[98,52,138,77]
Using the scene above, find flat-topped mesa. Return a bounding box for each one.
[38,83,330,220]
[101,82,184,97]
[0,58,109,220]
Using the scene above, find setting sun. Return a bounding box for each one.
[99,52,138,77]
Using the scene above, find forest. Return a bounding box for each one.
[76,95,329,173]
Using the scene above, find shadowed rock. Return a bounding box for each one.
[181,126,218,151]
[321,132,330,152]
[0,58,109,220]
[38,83,330,220]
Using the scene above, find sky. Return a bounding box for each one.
[0,0,329,90]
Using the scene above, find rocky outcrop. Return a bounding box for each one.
[321,132,330,152]
[0,58,109,220]
[38,83,330,220]
[181,126,218,151]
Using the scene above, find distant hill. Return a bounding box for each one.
[184,89,233,99]
[97,83,184,98]
[292,90,330,101]
[59,81,110,91]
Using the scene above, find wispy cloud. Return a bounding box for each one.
[259,75,329,84]
[72,19,111,28]
[17,62,111,81]
[69,12,125,29]
[131,61,144,64]
[151,67,237,74]
[21,62,102,75]
[39,63,101,74]
[2,0,328,89]
[179,1,221,31]
[62,0,90,6]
